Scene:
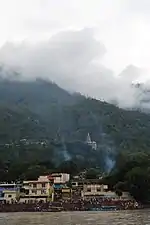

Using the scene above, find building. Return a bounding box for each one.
[71,179,115,200]
[71,178,103,188]
[20,176,54,203]
[71,179,88,199]
[81,183,133,200]
[19,173,70,203]
[50,173,70,184]
[121,192,133,200]
[0,183,20,203]
[62,187,72,200]
[86,133,97,150]
[3,189,19,203]
[81,184,109,199]
[49,173,70,201]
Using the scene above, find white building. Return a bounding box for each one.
[86,133,97,150]
[51,173,70,184]
[81,184,133,200]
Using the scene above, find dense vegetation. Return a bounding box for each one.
[0,78,150,202]
[104,151,150,203]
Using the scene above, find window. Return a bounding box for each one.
[42,183,45,188]
[97,188,101,192]
[33,183,37,188]
[32,190,37,194]
[87,188,91,192]
[8,195,12,198]
[25,190,29,195]
[41,190,46,194]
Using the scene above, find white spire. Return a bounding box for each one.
[86,133,97,150]
[86,133,92,143]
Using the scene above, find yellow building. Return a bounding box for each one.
[62,187,72,200]
[0,183,20,203]
[3,190,19,203]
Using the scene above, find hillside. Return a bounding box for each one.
[0,78,150,181]
[0,78,150,147]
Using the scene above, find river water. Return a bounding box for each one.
[0,210,150,225]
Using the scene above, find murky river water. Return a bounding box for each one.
[0,210,150,225]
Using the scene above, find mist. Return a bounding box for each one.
[105,156,115,173]
[0,28,147,108]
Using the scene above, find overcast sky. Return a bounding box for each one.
[0,0,149,74]
[0,0,150,107]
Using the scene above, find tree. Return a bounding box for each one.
[85,168,101,179]
[115,189,122,197]
[108,152,150,203]
[57,161,78,175]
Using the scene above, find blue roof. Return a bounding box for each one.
[0,188,17,191]
[54,184,64,189]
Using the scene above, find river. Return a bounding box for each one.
[0,210,150,224]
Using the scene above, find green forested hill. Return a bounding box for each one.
[0,79,150,183]
[1,79,150,151]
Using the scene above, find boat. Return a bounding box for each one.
[48,206,63,212]
[89,206,118,211]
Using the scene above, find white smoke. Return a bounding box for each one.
[105,156,115,173]
[0,28,147,108]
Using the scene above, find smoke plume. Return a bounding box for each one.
[105,156,115,173]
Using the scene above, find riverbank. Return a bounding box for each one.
[0,200,142,212]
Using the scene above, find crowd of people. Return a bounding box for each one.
[57,197,140,211]
[0,196,141,212]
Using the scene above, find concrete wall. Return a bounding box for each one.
[19,193,54,203]
[3,190,18,203]
[81,190,133,200]
[52,173,70,184]
[121,192,133,200]
[83,184,108,192]
[19,197,47,203]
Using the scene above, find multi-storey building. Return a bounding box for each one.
[49,173,70,201]
[20,176,54,203]
[81,184,109,199]
[20,173,70,203]
[81,183,133,200]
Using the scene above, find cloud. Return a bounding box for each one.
[0,28,144,108]
[0,0,150,73]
